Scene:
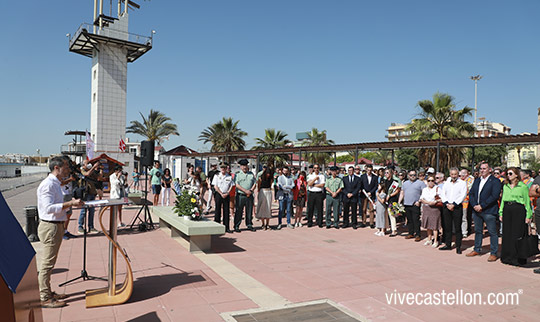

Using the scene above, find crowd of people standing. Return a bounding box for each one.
[174,159,538,269]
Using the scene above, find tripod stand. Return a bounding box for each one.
[59,205,106,287]
[129,166,155,231]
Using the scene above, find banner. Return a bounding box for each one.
[86,130,94,160]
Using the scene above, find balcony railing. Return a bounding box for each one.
[70,23,153,48]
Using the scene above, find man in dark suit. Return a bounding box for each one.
[466,162,502,262]
[342,166,362,228]
[359,164,378,228]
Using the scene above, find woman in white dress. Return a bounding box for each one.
[109,166,126,227]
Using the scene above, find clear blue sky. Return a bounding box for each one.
[2,0,540,156]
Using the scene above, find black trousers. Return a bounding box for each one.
[342,198,358,226]
[234,193,254,229]
[405,205,421,237]
[214,193,230,230]
[307,191,324,226]
[501,203,527,266]
[443,204,463,249]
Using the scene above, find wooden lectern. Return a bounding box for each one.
[85,201,133,308]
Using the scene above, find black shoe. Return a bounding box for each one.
[334,225,339,229]
[318,224,323,228]
[439,245,452,251]
[358,223,366,228]
[225,228,233,233]
[326,226,331,229]
[456,248,462,254]
[307,222,313,227]
[234,228,241,233]
[370,224,375,229]
[533,268,540,274]
[248,226,256,232]
[352,225,357,230]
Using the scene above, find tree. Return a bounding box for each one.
[465,146,507,168]
[254,129,291,166]
[396,149,419,170]
[126,109,179,143]
[302,128,334,166]
[407,92,475,172]
[336,154,354,163]
[199,117,247,158]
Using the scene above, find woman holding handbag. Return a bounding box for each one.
[419,174,442,248]
[499,167,533,266]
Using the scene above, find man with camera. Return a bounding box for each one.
[37,156,84,308]
[76,160,101,234]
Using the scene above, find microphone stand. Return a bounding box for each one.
[59,204,106,287]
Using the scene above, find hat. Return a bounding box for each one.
[219,162,228,168]
[308,165,314,169]
[238,159,249,166]
[427,167,435,174]
[329,166,339,171]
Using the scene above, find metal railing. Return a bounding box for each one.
[0,173,48,192]
[70,23,152,47]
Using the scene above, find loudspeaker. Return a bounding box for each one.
[140,140,154,167]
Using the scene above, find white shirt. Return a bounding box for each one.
[307,173,326,192]
[478,175,490,203]
[366,174,372,185]
[37,174,67,222]
[109,172,122,199]
[212,172,235,194]
[420,186,438,202]
[441,177,467,205]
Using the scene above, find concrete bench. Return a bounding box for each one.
[152,207,225,253]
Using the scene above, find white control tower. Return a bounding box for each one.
[68,0,152,152]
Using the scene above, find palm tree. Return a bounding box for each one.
[302,128,334,166]
[254,129,291,166]
[199,117,247,161]
[406,92,475,171]
[126,109,179,143]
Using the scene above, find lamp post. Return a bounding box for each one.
[470,75,483,136]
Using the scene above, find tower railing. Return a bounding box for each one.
[70,23,153,48]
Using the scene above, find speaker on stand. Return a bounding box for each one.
[130,140,156,230]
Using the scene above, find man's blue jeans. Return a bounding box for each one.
[78,194,96,230]
[278,194,292,225]
[473,211,499,255]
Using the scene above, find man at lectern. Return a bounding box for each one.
[37,156,84,308]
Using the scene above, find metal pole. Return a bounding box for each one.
[391,150,395,165]
[108,205,118,296]
[334,152,337,166]
[299,150,303,170]
[355,147,359,165]
[436,142,440,173]
[471,146,475,171]
[256,153,260,173]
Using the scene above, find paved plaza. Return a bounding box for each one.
[5,184,540,321]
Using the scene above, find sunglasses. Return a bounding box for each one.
[507,172,514,175]
[427,179,434,182]
[494,172,500,175]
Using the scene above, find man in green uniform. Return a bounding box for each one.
[325,166,344,229]
[234,159,257,232]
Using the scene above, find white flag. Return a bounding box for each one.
[86,131,94,160]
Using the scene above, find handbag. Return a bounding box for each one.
[434,186,443,208]
[516,223,540,259]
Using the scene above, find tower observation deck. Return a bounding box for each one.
[68,0,152,153]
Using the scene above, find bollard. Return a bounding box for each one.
[24,206,39,242]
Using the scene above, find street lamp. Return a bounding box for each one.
[470,75,483,136]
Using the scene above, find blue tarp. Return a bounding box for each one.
[0,191,35,292]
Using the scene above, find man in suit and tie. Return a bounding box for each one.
[359,164,378,228]
[342,166,362,228]
[466,162,502,262]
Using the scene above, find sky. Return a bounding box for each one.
[1,0,540,156]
